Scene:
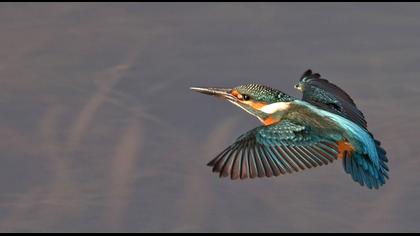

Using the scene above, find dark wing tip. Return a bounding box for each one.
[300,69,313,81]
[300,69,322,82]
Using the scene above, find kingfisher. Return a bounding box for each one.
[190,69,389,189]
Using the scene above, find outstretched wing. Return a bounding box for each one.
[207,120,340,179]
[298,69,367,129]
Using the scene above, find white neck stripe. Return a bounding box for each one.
[260,102,291,114]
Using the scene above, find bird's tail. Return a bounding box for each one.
[342,136,389,189]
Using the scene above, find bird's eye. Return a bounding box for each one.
[242,95,250,101]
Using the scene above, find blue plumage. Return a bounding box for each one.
[297,70,389,189]
[296,100,388,189]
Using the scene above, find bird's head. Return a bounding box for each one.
[190,84,295,124]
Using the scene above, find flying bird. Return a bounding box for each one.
[190,70,389,189]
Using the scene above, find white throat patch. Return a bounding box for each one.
[260,102,291,114]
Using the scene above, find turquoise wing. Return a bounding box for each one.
[207,120,340,180]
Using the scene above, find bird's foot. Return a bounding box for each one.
[337,141,355,159]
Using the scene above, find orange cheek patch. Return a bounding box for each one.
[337,141,355,159]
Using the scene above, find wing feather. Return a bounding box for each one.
[207,120,340,179]
[247,142,258,178]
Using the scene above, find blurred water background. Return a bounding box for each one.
[0,3,420,232]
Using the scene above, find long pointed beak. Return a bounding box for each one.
[190,87,236,101]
